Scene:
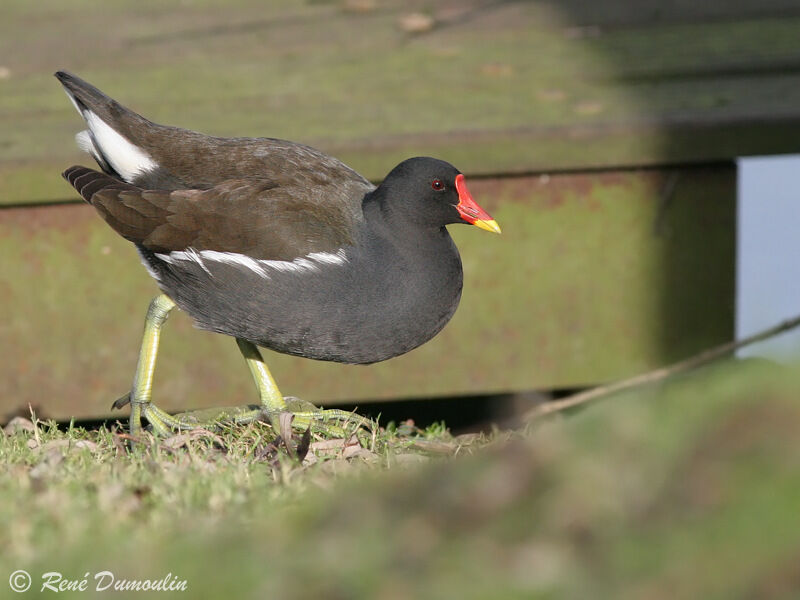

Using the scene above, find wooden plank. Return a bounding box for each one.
[2,1,800,205]
[0,167,735,421]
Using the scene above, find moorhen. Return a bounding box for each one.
[56,70,500,436]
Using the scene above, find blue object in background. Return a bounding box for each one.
[737,155,800,360]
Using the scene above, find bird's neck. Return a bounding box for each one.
[362,189,444,243]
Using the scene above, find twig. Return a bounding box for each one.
[524,314,800,422]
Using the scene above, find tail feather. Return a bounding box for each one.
[62,165,137,204]
[55,71,123,124]
[55,71,159,183]
[61,165,174,248]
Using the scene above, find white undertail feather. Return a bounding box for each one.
[155,249,349,278]
[75,130,109,171]
[74,130,94,154]
[62,87,158,182]
[83,112,158,182]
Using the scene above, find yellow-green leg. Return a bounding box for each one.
[126,294,175,436]
[236,338,365,436]
[120,294,368,437]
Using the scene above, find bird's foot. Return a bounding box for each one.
[118,393,371,440]
[279,396,373,439]
[118,298,371,444]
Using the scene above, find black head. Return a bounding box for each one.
[370,157,500,233]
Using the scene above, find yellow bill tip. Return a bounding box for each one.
[473,219,502,234]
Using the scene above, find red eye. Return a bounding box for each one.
[432,179,445,191]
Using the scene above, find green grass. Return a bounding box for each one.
[2,359,800,598]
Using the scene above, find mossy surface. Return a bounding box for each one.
[0,168,734,419]
[3,1,800,204]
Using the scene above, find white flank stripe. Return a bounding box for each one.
[84,111,158,182]
[191,250,266,276]
[155,248,348,278]
[157,249,212,276]
[307,249,348,265]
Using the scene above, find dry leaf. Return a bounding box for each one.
[538,89,566,102]
[278,412,296,457]
[309,438,348,453]
[399,12,435,33]
[4,416,35,435]
[32,439,99,455]
[34,440,70,453]
[74,440,99,452]
[340,435,376,461]
[454,433,483,446]
[342,445,378,461]
[481,63,514,77]
[408,439,457,454]
[161,428,224,450]
[392,453,431,467]
[342,0,376,13]
[574,101,604,116]
[296,427,312,463]
[253,440,280,465]
[161,434,191,450]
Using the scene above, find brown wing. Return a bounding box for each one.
[63,166,361,261]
